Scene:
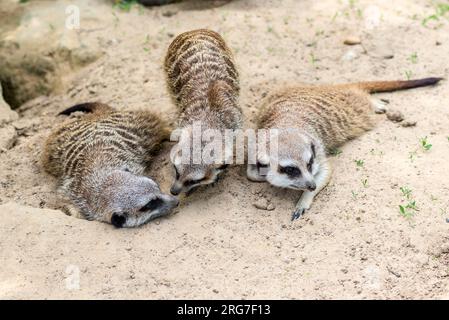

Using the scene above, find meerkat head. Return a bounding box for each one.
[169,126,230,195]
[256,130,320,192]
[88,170,179,228]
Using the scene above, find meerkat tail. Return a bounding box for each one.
[343,77,443,93]
[58,102,113,116]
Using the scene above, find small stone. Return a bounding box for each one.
[343,36,361,45]
[386,110,404,122]
[267,203,276,211]
[212,289,219,294]
[401,120,417,127]
[253,198,269,210]
[162,10,177,17]
[342,50,358,61]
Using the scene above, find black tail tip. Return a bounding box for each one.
[58,102,99,116]
[422,77,444,85]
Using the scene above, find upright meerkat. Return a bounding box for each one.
[42,102,179,228]
[247,77,442,220]
[164,29,241,195]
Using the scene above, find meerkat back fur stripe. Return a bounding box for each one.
[164,29,242,195]
[247,77,442,220]
[42,102,178,228]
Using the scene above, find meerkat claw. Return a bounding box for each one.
[291,208,305,221]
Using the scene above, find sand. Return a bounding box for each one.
[0,0,448,299]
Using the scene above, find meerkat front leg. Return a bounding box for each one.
[292,161,332,221]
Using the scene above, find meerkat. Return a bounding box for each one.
[42,102,179,228]
[164,29,242,195]
[247,77,442,220]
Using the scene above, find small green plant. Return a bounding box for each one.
[420,136,432,151]
[354,159,364,167]
[331,11,339,22]
[309,52,319,66]
[361,178,368,188]
[408,150,418,162]
[114,0,138,12]
[142,34,151,52]
[408,52,418,64]
[399,205,413,218]
[400,186,412,199]
[422,3,449,27]
[267,26,280,38]
[405,70,413,80]
[398,186,419,218]
[351,190,358,200]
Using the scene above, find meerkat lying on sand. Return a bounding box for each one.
[247,77,442,220]
[42,102,179,228]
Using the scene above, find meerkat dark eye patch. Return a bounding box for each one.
[217,164,229,170]
[174,167,180,179]
[257,161,269,169]
[279,165,301,178]
[307,157,314,172]
[140,198,164,212]
[311,143,316,157]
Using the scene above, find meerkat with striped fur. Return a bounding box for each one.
[164,29,241,196]
[42,102,179,228]
[247,77,442,220]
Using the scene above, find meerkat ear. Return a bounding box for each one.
[58,102,112,116]
[208,80,234,109]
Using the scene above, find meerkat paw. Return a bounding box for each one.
[292,191,314,221]
[291,208,306,221]
[61,203,84,219]
[246,164,267,182]
[371,98,389,114]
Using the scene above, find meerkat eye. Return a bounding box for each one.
[257,161,269,169]
[218,164,229,170]
[311,143,316,157]
[279,166,301,177]
[140,198,163,212]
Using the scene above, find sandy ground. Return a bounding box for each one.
[1,0,449,299]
